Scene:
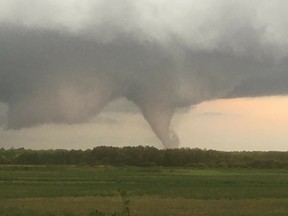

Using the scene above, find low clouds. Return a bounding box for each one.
[0,0,288,148]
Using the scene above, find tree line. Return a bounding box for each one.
[1,146,288,169]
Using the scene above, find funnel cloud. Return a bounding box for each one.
[1,0,288,148]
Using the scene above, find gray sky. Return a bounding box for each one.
[0,0,288,150]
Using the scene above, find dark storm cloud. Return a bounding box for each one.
[0,0,288,148]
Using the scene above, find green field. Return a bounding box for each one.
[1,165,288,216]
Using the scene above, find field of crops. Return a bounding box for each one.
[1,165,288,216]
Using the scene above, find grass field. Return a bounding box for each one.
[1,165,288,215]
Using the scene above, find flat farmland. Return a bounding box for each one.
[1,165,288,216]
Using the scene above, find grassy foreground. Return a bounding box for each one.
[2,196,288,216]
[1,165,288,215]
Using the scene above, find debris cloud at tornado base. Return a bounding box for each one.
[1,0,288,148]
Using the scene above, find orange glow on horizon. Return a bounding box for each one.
[196,96,288,124]
[176,96,288,150]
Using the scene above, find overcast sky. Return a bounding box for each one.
[0,0,288,150]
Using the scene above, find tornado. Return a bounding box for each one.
[1,0,288,148]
